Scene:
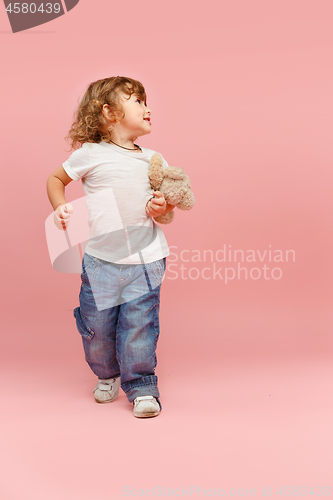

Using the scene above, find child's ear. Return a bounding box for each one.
[102,104,119,123]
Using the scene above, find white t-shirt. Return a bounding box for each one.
[62,141,170,265]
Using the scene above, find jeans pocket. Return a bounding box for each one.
[81,254,99,286]
[73,307,95,340]
[145,259,165,290]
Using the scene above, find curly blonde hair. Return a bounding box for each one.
[66,76,147,150]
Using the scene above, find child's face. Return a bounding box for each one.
[115,91,152,138]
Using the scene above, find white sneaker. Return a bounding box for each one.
[94,377,120,404]
[133,396,161,418]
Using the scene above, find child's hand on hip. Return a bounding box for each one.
[54,203,73,230]
[146,191,167,217]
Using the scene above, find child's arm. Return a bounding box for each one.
[47,166,74,230]
[47,165,72,209]
[145,191,175,218]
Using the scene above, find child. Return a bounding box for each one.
[46,76,175,418]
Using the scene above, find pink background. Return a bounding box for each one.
[1,1,333,498]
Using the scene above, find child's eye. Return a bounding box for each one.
[136,98,141,104]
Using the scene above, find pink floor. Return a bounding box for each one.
[2,313,332,500]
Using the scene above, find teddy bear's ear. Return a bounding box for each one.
[150,153,164,168]
[148,153,164,189]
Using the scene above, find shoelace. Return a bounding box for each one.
[134,396,157,406]
[97,378,117,391]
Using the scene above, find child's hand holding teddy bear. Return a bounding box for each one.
[145,191,175,218]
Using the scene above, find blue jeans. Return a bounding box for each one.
[73,252,166,406]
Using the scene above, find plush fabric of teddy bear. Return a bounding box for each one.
[148,153,195,224]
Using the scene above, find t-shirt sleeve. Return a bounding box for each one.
[162,156,169,171]
[62,145,92,182]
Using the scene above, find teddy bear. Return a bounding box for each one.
[148,153,195,224]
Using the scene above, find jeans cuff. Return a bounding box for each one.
[121,375,161,406]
